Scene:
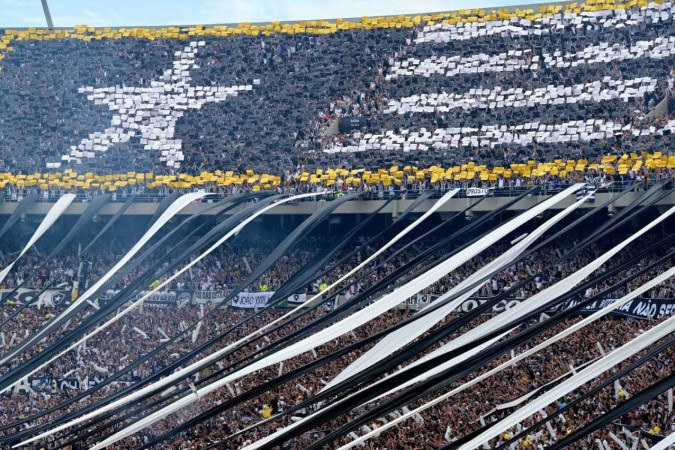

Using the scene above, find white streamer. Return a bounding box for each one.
[3,192,323,403]
[0,194,76,285]
[396,204,675,383]
[648,431,675,450]
[239,185,580,449]
[480,360,598,420]
[460,315,675,449]
[242,329,513,450]
[341,280,675,450]
[17,190,459,445]
[326,188,592,390]
[609,432,631,450]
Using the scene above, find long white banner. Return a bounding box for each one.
[81,190,461,450]
[461,316,675,449]
[326,188,590,391]
[0,194,75,285]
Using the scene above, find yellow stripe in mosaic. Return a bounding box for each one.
[0,152,670,191]
[0,0,655,64]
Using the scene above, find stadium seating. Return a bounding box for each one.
[0,218,672,448]
[0,0,672,183]
[0,3,673,448]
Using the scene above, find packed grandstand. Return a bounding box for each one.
[0,0,673,449]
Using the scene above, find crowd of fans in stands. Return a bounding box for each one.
[0,216,672,449]
[0,2,673,175]
[0,0,673,448]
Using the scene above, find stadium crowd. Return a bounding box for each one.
[0,1,673,176]
[0,0,673,448]
[0,216,672,449]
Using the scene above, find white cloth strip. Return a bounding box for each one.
[385,78,657,115]
[648,431,675,450]
[242,329,514,450]
[326,118,675,154]
[609,432,631,450]
[87,186,580,450]
[479,357,599,420]
[460,315,675,450]
[0,194,75,285]
[415,3,674,44]
[4,192,324,420]
[325,188,593,390]
[249,222,675,450]
[299,189,459,312]
[387,36,675,79]
[0,191,207,367]
[340,268,675,450]
[192,321,202,343]
[19,190,456,445]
